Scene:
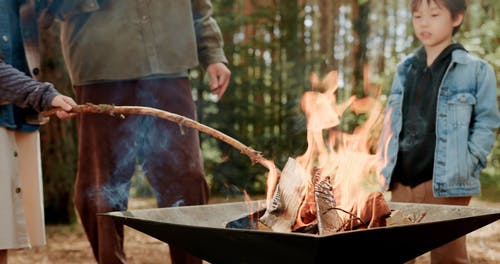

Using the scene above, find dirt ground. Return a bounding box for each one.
[7,198,500,264]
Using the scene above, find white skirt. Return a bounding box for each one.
[0,128,46,249]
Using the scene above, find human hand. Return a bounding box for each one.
[206,62,231,100]
[50,95,77,119]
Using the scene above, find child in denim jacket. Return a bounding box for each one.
[0,59,75,264]
[1,1,76,257]
[377,0,500,263]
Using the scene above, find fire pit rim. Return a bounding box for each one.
[99,199,500,238]
[98,200,500,264]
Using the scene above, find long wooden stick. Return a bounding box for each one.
[42,103,278,172]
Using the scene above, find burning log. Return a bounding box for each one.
[292,168,344,235]
[313,175,344,235]
[258,159,390,235]
[259,158,308,233]
[293,168,320,233]
[342,191,391,231]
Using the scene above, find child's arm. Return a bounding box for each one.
[469,63,500,167]
[0,60,60,112]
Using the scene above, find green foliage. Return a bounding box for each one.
[194,0,310,195]
[480,133,500,201]
[459,1,500,201]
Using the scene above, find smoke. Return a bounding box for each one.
[92,181,131,211]
[84,82,195,209]
[171,199,186,207]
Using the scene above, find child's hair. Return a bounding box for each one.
[411,0,467,35]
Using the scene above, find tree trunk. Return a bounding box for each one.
[39,23,77,224]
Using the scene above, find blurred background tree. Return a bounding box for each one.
[39,22,77,223]
[39,0,500,223]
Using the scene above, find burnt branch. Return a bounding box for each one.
[42,103,277,172]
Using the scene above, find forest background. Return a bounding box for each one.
[38,0,500,224]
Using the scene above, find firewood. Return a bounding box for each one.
[347,191,391,230]
[314,176,344,235]
[365,191,391,228]
[259,158,309,232]
[292,168,319,232]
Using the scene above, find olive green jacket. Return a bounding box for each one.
[56,0,228,85]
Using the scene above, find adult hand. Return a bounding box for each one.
[206,62,231,100]
[51,94,77,119]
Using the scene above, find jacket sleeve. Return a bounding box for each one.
[0,60,59,112]
[468,61,500,167]
[192,0,228,69]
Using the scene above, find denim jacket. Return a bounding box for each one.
[0,0,43,131]
[377,48,500,197]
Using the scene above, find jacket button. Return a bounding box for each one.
[32,68,40,76]
[13,151,18,157]
[15,187,21,193]
[2,35,8,42]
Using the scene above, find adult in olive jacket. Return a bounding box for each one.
[50,0,231,263]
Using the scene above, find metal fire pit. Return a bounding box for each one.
[101,200,500,264]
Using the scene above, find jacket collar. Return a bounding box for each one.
[401,45,470,70]
[450,49,470,64]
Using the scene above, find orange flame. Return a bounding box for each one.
[295,67,385,223]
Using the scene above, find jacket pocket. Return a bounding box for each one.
[448,93,475,127]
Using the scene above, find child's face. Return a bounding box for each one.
[412,0,463,49]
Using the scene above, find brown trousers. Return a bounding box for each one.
[75,78,209,264]
[391,181,471,264]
